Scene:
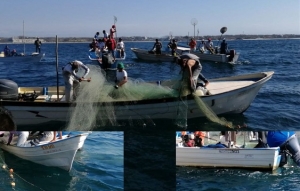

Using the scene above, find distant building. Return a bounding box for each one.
[12,37,46,43]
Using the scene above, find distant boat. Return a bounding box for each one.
[0,21,45,63]
[131,47,190,62]
[0,52,45,63]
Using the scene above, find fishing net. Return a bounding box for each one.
[174,76,233,128]
[65,64,233,130]
[192,92,233,128]
[65,65,179,131]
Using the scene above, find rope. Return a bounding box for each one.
[0,150,46,191]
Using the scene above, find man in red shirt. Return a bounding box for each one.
[189,38,197,52]
[105,35,117,61]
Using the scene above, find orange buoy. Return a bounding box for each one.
[9,168,13,173]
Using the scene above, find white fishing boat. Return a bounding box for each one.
[131,48,178,62]
[192,50,239,63]
[0,71,274,127]
[0,132,89,171]
[176,146,281,171]
[0,21,45,63]
[0,52,45,63]
[131,46,239,63]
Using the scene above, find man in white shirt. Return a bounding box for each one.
[198,39,206,53]
[205,38,215,54]
[115,62,127,89]
[62,60,90,102]
[116,38,125,58]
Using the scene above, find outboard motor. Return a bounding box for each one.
[228,49,235,62]
[0,79,18,100]
[102,53,114,69]
[280,135,300,166]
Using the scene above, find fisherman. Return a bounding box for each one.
[189,38,197,52]
[198,39,206,53]
[114,62,127,89]
[34,37,42,53]
[94,32,100,41]
[116,38,125,58]
[152,39,162,55]
[6,131,36,147]
[62,60,90,102]
[169,39,177,56]
[220,38,228,54]
[205,38,215,54]
[176,53,209,95]
[3,45,10,56]
[110,25,117,39]
[267,131,300,166]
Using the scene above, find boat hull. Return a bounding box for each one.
[0,53,45,63]
[131,48,176,62]
[192,52,239,63]
[176,146,281,171]
[0,71,274,127]
[0,133,89,171]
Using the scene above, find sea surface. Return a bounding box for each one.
[0,131,124,191]
[0,39,300,190]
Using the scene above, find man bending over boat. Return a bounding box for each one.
[62,60,90,102]
[176,53,209,95]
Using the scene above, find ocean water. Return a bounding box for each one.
[0,131,124,191]
[0,39,300,190]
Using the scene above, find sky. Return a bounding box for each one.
[0,0,299,38]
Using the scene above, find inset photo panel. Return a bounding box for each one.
[0,131,124,191]
[176,131,300,190]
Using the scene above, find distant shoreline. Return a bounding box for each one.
[0,37,299,45]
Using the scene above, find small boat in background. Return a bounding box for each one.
[0,132,90,171]
[0,52,45,63]
[131,48,178,62]
[192,50,239,63]
[0,21,45,63]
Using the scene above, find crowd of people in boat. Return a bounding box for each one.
[89,24,125,61]
[149,37,230,56]
[0,131,62,147]
[189,37,229,54]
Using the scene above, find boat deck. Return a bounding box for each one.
[207,80,255,95]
